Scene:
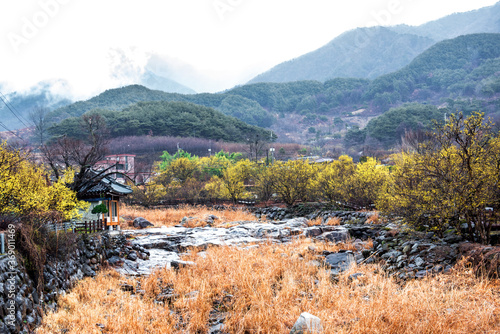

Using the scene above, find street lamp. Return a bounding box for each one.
[269,147,275,163]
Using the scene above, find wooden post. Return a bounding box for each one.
[104,218,107,231]
[85,221,88,234]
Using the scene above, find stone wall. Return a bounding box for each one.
[0,232,127,334]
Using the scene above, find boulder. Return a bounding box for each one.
[324,252,355,272]
[127,252,138,261]
[323,227,349,242]
[290,312,323,334]
[304,227,323,238]
[133,217,154,229]
[170,260,196,270]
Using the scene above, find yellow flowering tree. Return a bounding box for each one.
[346,157,390,209]
[205,159,257,203]
[267,160,316,206]
[379,112,500,243]
[0,142,87,219]
[315,155,356,204]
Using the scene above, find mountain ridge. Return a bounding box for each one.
[248,2,500,84]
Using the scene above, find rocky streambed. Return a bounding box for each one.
[113,210,492,281]
[3,208,498,333]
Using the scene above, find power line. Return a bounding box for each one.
[0,91,30,128]
[0,120,24,141]
[0,91,30,123]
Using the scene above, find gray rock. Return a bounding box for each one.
[396,255,407,263]
[381,250,402,261]
[107,256,122,265]
[414,257,425,267]
[324,252,355,272]
[290,312,323,334]
[415,270,432,278]
[170,260,196,270]
[82,264,96,277]
[127,252,138,261]
[323,227,349,242]
[304,227,322,238]
[348,273,365,281]
[133,217,154,229]
[209,323,225,334]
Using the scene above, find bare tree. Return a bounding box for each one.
[41,114,117,194]
[245,132,275,162]
[29,106,50,145]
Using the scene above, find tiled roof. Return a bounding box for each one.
[78,171,132,199]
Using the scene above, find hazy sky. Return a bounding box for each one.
[1,0,498,97]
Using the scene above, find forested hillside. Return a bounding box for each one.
[0,82,72,130]
[248,2,500,84]
[44,33,500,149]
[249,28,435,83]
[48,101,272,143]
[47,85,273,128]
[230,34,500,112]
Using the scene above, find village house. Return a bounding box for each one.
[94,154,152,184]
[77,172,133,229]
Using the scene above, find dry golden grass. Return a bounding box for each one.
[365,211,382,224]
[120,204,258,229]
[307,216,341,227]
[38,238,500,334]
[36,270,177,334]
[306,217,323,226]
[325,216,341,226]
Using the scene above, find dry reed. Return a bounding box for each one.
[307,216,341,227]
[365,211,382,224]
[37,239,500,334]
[120,204,258,229]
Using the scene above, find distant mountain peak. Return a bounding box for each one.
[140,71,196,94]
[248,2,500,84]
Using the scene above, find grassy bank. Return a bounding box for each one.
[120,204,259,229]
[37,238,500,334]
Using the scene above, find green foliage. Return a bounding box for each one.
[366,34,500,101]
[47,84,273,128]
[159,149,198,171]
[366,103,445,147]
[218,95,274,127]
[49,101,271,143]
[214,150,242,161]
[91,203,108,215]
[344,127,366,147]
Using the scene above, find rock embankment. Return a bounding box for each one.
[0,233,130,334]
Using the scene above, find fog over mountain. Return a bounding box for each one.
[2,2,500,131]
[249,2,500,84]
